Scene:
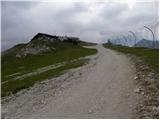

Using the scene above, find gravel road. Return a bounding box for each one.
[2,45,140,119]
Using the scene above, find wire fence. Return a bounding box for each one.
[108,20,159,49]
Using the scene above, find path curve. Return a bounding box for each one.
[2,45,139,119]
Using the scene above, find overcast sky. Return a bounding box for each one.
[1,0,159,50]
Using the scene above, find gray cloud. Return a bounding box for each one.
[100,3,129,19]
[1,1,159,51]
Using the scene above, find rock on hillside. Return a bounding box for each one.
[16,33,58,57]
[3,33,80,58]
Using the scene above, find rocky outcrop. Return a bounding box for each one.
[15,43,55,58]
[4,33,81,58]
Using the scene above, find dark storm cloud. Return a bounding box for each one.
[1,0,159,51]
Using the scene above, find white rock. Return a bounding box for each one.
[134,76,138,80]
[134,88,140,93]
[88,109,93,114]
[141,91,145,95]
[41,100,46,105]
[16,54,21,58]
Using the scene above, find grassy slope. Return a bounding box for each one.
[103,44,159,71]
[2,45,97,97]
[78,41,97,46]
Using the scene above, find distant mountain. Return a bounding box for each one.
[134,39,159,49]
[2,33,95,58]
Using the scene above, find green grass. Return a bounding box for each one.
[79,41,97,46]
[103,44,159,71]
[2,46,97,82]
[2,45,97,97]
[1,59,88,97]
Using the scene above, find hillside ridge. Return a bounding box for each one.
[3,33,95,58]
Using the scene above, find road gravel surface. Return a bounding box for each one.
[2,45,140,118]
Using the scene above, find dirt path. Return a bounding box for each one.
[2,45,140,119]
